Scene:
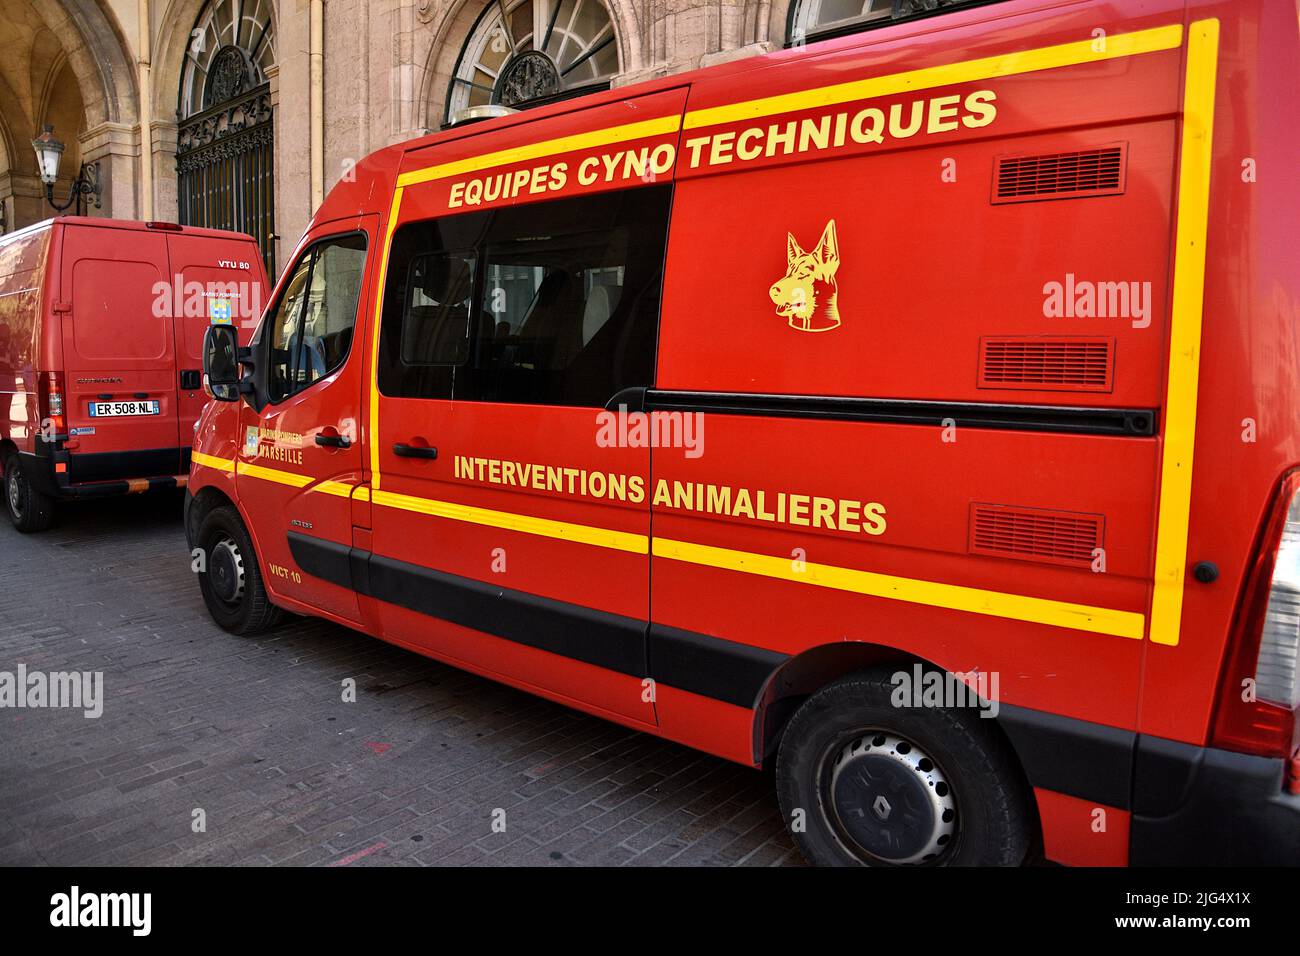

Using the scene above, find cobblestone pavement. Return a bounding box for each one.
[0,494,800,867]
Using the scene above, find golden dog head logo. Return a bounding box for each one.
[769,219,841,332]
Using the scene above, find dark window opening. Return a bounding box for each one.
[267,233,367,402]
[378,184,672,408]
[787,0,1009,47]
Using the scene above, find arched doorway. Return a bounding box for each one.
[444,0,620,125]
[176,0,276,274]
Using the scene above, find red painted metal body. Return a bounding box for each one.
[188,0,1300,864]
[1,217,265,498]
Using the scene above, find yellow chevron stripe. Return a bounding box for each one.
[235,460,312,488]
[314,480,358,498]
[370,488,649,554]
[1149,19,1220,646]
[396,115,683,188]
[191,452,235,473]
[652,536,1146,640]
[683,24,1183,130]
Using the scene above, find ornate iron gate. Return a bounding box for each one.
[177,84,275,276]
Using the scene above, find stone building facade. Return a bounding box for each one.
[0,0,922,274]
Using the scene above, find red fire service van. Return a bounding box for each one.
[0,217,266,532]
[189,0,1299,866]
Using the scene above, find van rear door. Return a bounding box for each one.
[58,224,182,481]
[164,230,266,459]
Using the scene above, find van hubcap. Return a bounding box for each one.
[209,536,246,605]
[7,468,23,518]
[824,732,957,865]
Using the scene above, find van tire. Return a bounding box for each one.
[3,451,55,533]
[196,504,284,635]
[775,669,1031,867]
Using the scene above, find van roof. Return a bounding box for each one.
[390,0,1037,159]
[314,0,1157,226]
[0,216,260,249]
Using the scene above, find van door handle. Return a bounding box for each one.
[315,427,351,449]
[393,442,437,460]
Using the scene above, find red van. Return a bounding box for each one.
[0,217,266,531]
[189,0,1299,866]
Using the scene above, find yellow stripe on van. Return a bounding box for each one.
[313,480,357,498]
[191,452,235,473]
[396,115,683,188]
[369,185,405,493]
[683,24,1184,130]
[235,460,312,488]
[370,488,649,554]
[1149,19,1220,647]
[653,537,1147,640]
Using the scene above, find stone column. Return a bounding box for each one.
[78,121,139,220]
[1,173,49,230]
[151,120,180,224]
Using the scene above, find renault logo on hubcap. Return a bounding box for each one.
[872,795,892,821]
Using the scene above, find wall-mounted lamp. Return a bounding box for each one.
[31,124,102,216]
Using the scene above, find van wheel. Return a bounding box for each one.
[196,504,284,635]
[3,451,55,533]
[775,669,1031,866]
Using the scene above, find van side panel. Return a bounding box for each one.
[650,8,1187,743]
[0,225,51,456]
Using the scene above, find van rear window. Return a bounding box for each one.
[378,184,672,407]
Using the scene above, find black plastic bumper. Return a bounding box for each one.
[20,445,189,500]
[1129,735,1300,865]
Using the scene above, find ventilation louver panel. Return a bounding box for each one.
[992,144,1127,203]
[978,336,1114,392]
[969,504,1104,568]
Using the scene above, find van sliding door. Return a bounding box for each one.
[367,88,687,724]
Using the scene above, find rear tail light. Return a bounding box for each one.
[1211,470,1300,758]
[38,371,65,437]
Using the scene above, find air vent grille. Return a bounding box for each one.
[978,336,1114,392]
[992,144,1126,203]
[969,504,1104,568]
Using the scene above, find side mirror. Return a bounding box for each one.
[202,324,241,402]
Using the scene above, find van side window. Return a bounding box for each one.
[401,252,477,366]
[378,184,672,406]
[268,233,367,402]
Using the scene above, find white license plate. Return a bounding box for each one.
[88,400,161,418]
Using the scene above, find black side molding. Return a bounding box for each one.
[367,552,648,676]
[648,624,790,708]
[287,532,353,589]
[287,532,648,677]
[643,390,1156,437]
[998,704,1136,809]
